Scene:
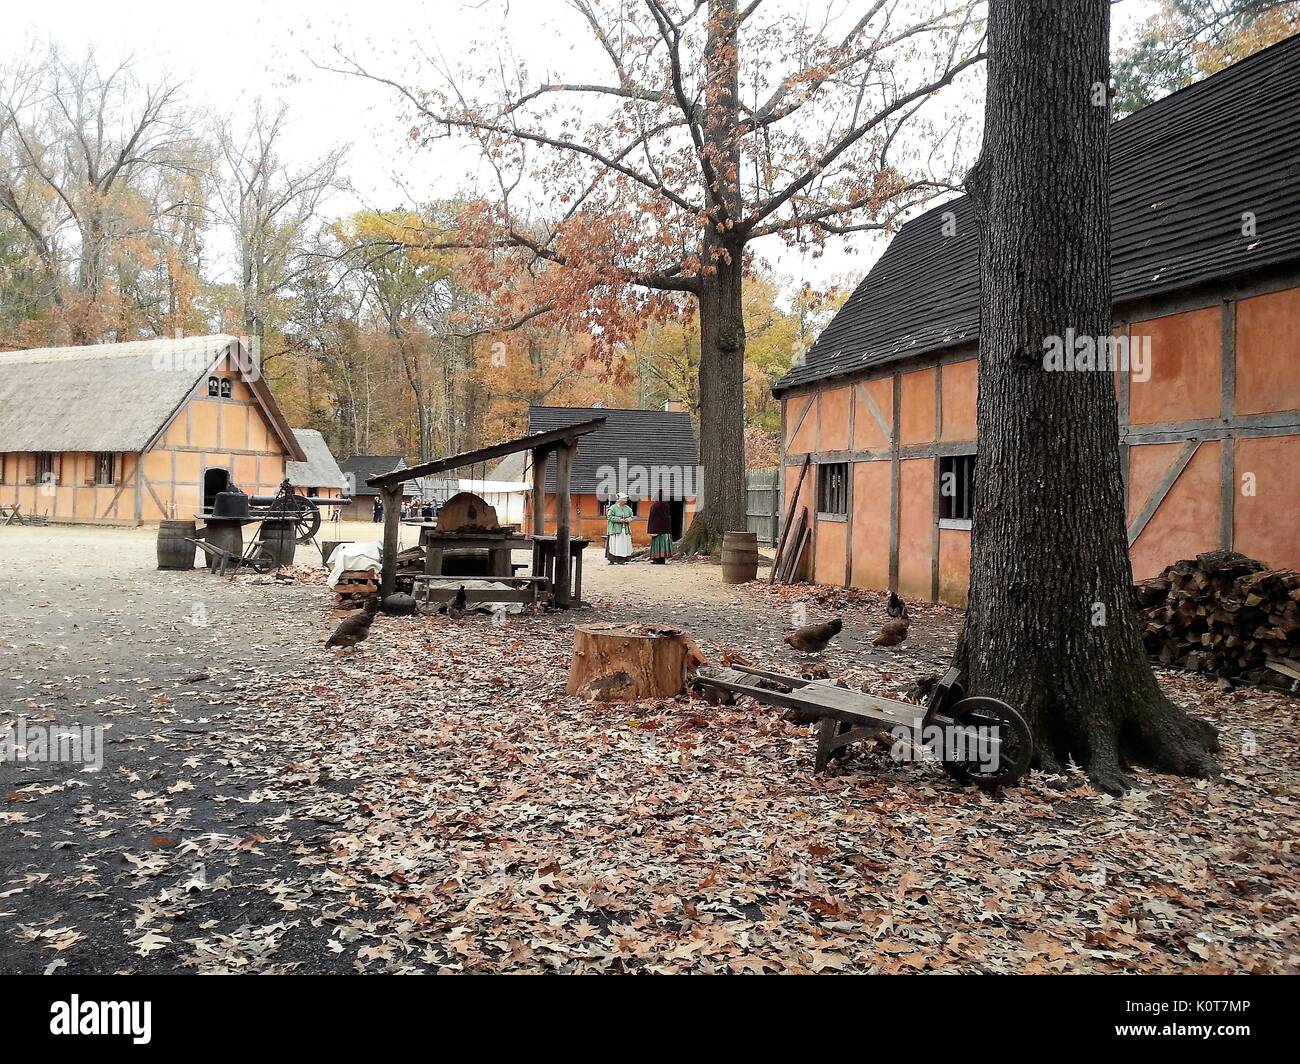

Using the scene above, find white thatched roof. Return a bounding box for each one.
[287,429,348,490]
[0,335,304,459]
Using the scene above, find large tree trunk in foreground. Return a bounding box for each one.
[679,246,747,555]
[678,0,747,556]
[960,0,1217,794]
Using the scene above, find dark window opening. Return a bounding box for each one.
[35,453,56,485]
[939,454,976,521]
[208,376,220,396]
[219,378,233,399]
[95,453,116,485]
[817,462,848,516]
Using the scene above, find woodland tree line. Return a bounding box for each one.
[0,40,845,471]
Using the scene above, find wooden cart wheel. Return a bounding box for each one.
[286,494,322,543]
[940,696,1033,789]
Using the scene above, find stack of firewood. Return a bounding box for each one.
[1135,550,1300,689]
[334,569,380,609]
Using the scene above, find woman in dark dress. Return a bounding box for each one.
[647,496,673,564]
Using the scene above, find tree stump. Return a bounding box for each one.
[567,623,703,702]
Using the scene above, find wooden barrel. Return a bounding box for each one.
[157,520,197,570]
[259,521,298,568]
[721,530,760,583]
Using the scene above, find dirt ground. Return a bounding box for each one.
[1,523,1296,974]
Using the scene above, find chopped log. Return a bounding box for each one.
[567,623,705,702]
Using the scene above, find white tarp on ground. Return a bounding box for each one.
[326,542,382,587]
[417,577,525,616]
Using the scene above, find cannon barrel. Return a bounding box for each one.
[247,494,348,507]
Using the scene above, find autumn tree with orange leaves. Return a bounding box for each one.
[323,0,985,552]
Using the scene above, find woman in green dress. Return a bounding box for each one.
[605,493,634,563]
[647,496,673,564]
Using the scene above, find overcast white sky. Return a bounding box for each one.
[4,0,1159,289]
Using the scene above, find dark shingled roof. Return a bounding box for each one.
[527,406,699,496]
[338,454,407,496]
[775,33,1300,395]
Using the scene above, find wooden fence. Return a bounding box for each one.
[746,467,781,545]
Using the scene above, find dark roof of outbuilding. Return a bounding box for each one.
[338,454,407,496]
[526,406,699,496]
[774,32,1300,395]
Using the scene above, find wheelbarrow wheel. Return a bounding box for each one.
[940,696,1033,789]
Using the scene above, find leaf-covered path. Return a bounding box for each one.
[1,526,1296,973]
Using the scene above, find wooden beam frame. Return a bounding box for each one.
[553,443,574,607]
[1126,439,1201,547]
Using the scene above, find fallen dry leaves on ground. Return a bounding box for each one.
[2,563,1297,974]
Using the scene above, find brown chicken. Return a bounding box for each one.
[327,596,379,653]
[872,607,910,647]
[784,616,843,656]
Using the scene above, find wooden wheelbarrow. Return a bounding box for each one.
[693,665,1033,787]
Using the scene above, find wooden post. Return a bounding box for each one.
[554,442,573,608]
[531,447,548,535]
[380,485,402,598]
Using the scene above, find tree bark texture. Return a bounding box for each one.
[678,0,747,555]
[567,624,703,701]
[961,0,1217,793]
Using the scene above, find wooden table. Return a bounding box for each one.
[405,524,533,578]
[531,535,590,606]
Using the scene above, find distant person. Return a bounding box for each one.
[372,496,383,523]
[647,496,673,565]
[605,493,634,564]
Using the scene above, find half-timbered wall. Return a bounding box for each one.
[0,352,291,524]
[781,274,1300,605]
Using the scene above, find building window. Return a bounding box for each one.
[817,462,848,517]
[208,376,220,396]
[219,378,233,398]
[95,452,117,485]
[939,453,975,521]
[605,498,639,517]
[34,453,56,485]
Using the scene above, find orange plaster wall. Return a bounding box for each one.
[814,519,847,586]
[785,395,817,454]
[896,458,933,599]
[0,451,138,523]
[1234,435,1300,570]
[1128,306,1221,425]
[817,386,851,452]
[1127,441,1223,579]
[850,461,890,590]
[852,378,893,451]
[940,359,977,442]
[899,368,936,446]
[1235,286,1300,416]
[938,528,971,607]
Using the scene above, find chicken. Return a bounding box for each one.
[327,596,379,653]
[887,591,906,618]
[872,606,910,647]
[446,585,469,621]
[784,616,843,656]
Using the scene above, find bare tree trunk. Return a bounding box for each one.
[679,247,746,553]
[677,0,747,554]
[960,0,1217,794]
